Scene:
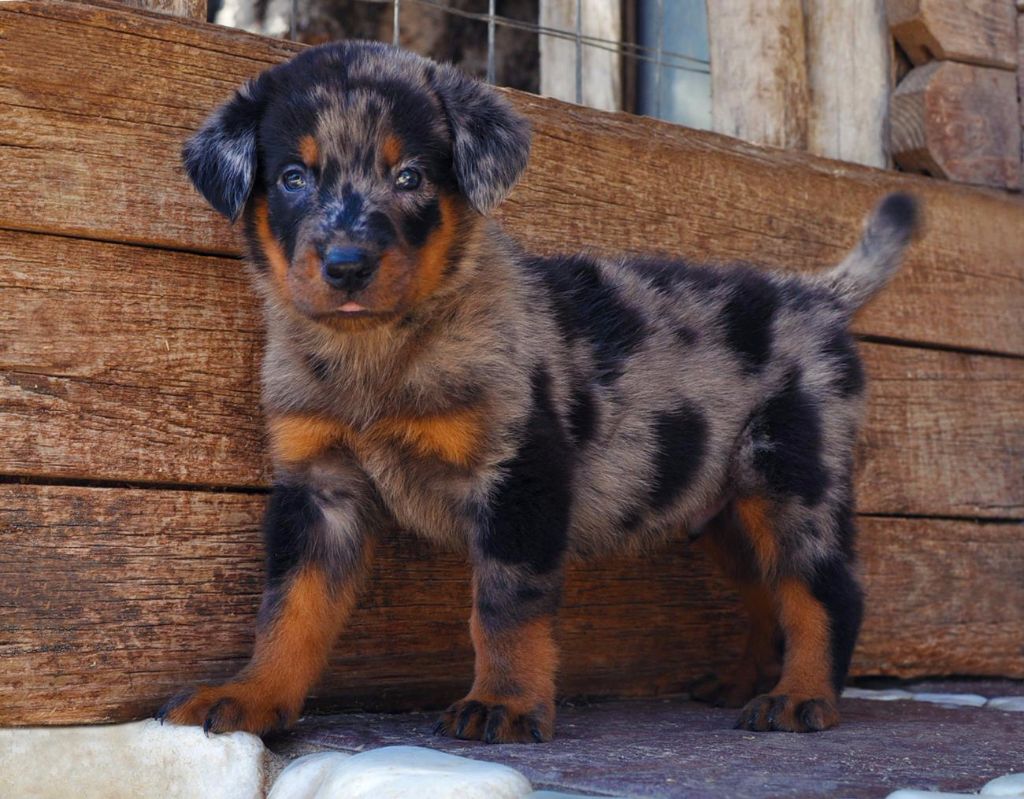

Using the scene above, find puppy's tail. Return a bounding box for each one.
[821,193,920,314]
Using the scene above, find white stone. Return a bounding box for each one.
[0,719,266,799]
[886,791,976,799]
[910,692,988,708]
[268,752,352,799]
[987,697,1024,713]
[267,745,533,799]
[981,773,1024,796]
[842,687,914,702]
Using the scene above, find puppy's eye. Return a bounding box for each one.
[395,168,422,191]
[281,168,308,192]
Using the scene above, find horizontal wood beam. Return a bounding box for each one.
[2,229,1021,518]
[1,485,1021,725]
[1,1,1023,356]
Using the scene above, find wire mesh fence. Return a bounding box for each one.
[211,0,712,128]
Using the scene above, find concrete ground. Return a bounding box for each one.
[269,682,1024,799]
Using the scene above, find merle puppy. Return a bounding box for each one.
[158,40,919,742]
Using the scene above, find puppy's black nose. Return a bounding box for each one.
[321,246,378,293]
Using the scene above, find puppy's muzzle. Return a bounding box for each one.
[321,246,379,294]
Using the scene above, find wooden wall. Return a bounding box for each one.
[1,0,1023,725]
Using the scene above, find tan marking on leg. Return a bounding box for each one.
[163,557,369,734]
[774,577,834,700]
[735,495,778,577]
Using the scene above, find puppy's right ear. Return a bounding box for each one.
[182,76,268,221]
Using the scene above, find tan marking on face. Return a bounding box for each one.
[382,134,402,169]
[298,135,319,168]
[254,197,292,301]
[411,193,464,303]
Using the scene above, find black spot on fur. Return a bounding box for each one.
[478,368,571,574]
[262,483,319,586]
[304,352,333,382]
[365,211,397,249]
[822,328,865,398]
[752,369,829,506]
[808,550,864,694]
[649,402,707,510]
[567,380,598,450]
[402,198,441,247]
[722,270,778,374]
[531,255,646,385]
[674,325,698,346]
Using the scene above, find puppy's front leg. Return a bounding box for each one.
[436,552,564,743]
[158,455,378,735]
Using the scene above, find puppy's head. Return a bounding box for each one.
[183,42,530,330]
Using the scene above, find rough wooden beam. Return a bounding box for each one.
[2,229,1022,518]
[887,0,1018,70]
[1,485,1021,725]
[539,0,622,111]
[804,0,891,168]
[707,0,809,149]
[2,2,1023,356]
[80,0,207,19]
[890,61,1022,189]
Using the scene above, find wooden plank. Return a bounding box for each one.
[1,485,1020,725]
[80,0,207,19]
[887,0,1018,71]
[2,2,1022,355]
[0,231,268,488]
[804,0,890,168]
[706,0,809,149]
[890,61,1022,190]
[2,229,1022,518]
[539,0,622,112]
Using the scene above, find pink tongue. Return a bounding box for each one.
[339,301,366,313]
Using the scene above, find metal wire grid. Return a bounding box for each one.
[281,0,710,114]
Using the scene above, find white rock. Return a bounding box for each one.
[981,773,1024,796]
[268,745,533,799]
[842,687,914,702]
[0,719,266,799]
[886,791,976,799]
[910,692,988,708]
[987,697,1024,713]
[269,752,352,799]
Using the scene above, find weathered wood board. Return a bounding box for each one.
[890,61,1022,190]
[2,1,1023,356]
[2,228,1021,517]
[887,0,1019,71]
[2,485,1021,726]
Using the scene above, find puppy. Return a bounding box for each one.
[157,40,918,742]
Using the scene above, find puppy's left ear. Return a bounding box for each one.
[431,65,531,215]
[182,75,269,221]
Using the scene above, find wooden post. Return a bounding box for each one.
[707,0,809,149]
[804,0,891,168]
[539,0,622,112]
[890,60,1021,189]
[887,0,1017,70]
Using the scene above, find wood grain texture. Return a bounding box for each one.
[804,0,890,168]
[1,485,1020,725]
[707,0,809,149]
[2,1,1023,355]
[79,0,206,18]
[890,61,1022,189]
[887,0,1018,70]
[2,229,1022,518]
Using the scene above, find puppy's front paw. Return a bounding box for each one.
[155,681,299,735]
[734,693,839,732]
[433,697,554,744]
